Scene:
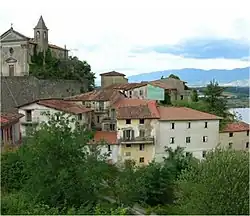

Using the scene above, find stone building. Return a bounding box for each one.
[100,71,128,88]
[0,16,68,76]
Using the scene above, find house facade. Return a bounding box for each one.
[17,99,93,136]
[155,107,221,161]
[100,71,128,88]
[219,122,249,150]
[1,112,23,146]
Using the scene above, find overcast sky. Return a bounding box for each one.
[0,0,249,80]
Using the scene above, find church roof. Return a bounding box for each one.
[34,16,48,30]
[0,27,30,41]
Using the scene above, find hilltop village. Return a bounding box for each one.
[1,15,249,215]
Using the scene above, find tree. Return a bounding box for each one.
[30,48,95,91]
[161,91,171,105]
[191,89,199,102]
[174,149,249,215]
[168,74,180,80]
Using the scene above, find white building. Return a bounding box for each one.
[155,106,222,161]
[18,99,93,136]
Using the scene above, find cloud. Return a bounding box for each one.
[0,0,250,79]
[132,38,250,59]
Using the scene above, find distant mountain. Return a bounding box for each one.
[128,67,250,87]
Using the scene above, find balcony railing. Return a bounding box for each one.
[119,136,154,144]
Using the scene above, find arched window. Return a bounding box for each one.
[43,31,46,39]
[36,31,40,39]
[9,47,14,55]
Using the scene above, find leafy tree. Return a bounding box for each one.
[191,89,199,102]
[30,48,95,91]
[161,75,164,79]
[168,74,180,80]
[174,149,249,215]
[161,91,171,105]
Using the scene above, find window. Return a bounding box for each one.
[139,90,143,96]
[180,95,184,100]
[229,132,233,137]
[82,101,85,105]
[107,145,111,151]
[26,110,32,122]
[43,31,46,39]
[36,31,40,39]
[139,144,145,151]
[139,157,145,163]
[126,144,131,147]
[125,152,131,156]
[202,151,207,158]
[139,130,145,137]
[228,142,233,148]
[97,116,100,123]
[246,142,249,148]
[186,137,191,143]
[203,136,208,142]
[186,152,193,157]
[139,119,144,124]
[9,64,14,76]
[170,137,175,144]
[126,119,131,124]
[110,124,115,131]
[187,122,191,129]
[111,109,115,119]
[129,91,132,98]
[78,114,82,120]
[171,123,175,129]
[9,47,14,55]
[99,101,104,111]
[123,130,134,140]
[247,130,249,136]
[56,115,60,121]
[204,122,208,128]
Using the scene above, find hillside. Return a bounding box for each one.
[128,67,250,86]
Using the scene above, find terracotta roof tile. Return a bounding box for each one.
[1,112,24,127]
[105,83,147,91]
[114,98,160,119]
[66,89,125,103]
[100,71,126,76]
[159,106,222,121]
[93,131,118,144]
[37,99,92,114]
[149,80,176,90]
[221,122,250,132]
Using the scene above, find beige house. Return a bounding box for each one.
[17,99,93,136]
[155,106,222,161]
[0,16,68,76]
[100,71,128,88]
[219,122,249,150]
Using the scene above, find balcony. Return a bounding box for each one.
[119,136,154,144]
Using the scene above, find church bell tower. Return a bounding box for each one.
[34,16,48,52]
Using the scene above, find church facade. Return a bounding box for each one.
[0,16,69,76]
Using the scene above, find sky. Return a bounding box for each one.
[0,0,249,80]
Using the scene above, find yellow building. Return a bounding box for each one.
[219,122,249,150]
[114,98,160,165]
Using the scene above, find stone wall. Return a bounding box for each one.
[1,76,84,112]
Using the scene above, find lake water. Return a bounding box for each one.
[230,108,250,124]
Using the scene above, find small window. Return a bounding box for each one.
[139,157,144,163]
[97,116,100,123]
[170,137,175,144]
[125,152,131,156]
[126,144,131,147]
[36,31,40,39]
[108,145,111,151]
[26,110,32,122]
[203,136,208,142]
[204,122,208,128]
[110,124,115,131]
[129,91,132,98]
[126,119,131,124]
[228,142,233,148]
[186,152,192,157]
[246,142,249,148]
[186,137,191,143]
[229,132,233,137]
[247,130,249,136]
[187,122,191,129]
[139,130,145,137]
[9,64,14,76]
[43,31,46,39]
[202,151,207,158]
[139,90,143,96]
[78,114,82,120]
[139,119,144,124]
[139,144,145,151]
[180,95,184,100]
[82,101,85,105]
[171,123,175,129]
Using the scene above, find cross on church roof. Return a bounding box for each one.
[11,23,13,28]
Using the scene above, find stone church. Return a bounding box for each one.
[0,16,69,76]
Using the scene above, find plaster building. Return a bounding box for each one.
[155,107,222,161]
[17,99,93,136]
[219,122,249,150]
[0,16,68,76]
[100,71,128,88]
